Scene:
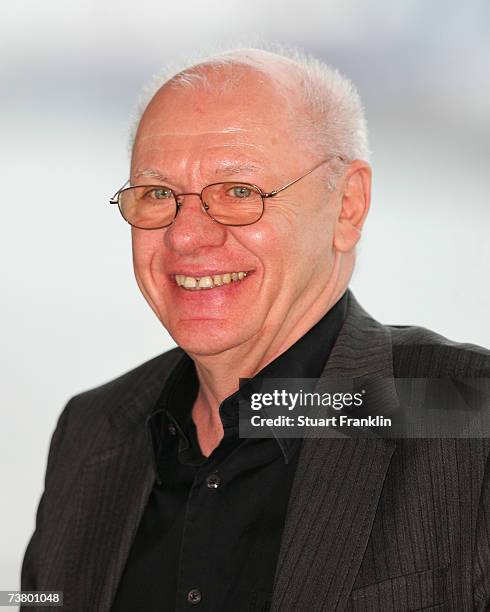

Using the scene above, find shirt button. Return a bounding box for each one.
[187,589,202,604]
[206,473,221,489]
[167,422,177,435]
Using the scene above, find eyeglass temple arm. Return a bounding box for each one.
[109,180,130,204]
[262,156,345,198]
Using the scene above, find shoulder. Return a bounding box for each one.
[388,324,490,377]
[341,292,490,378]
[57,347,184,446]
[40,347,185,476]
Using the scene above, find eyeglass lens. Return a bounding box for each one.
[118,182,264,229]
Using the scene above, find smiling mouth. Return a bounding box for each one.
[174,271,249,290]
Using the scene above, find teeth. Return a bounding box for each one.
[183,276,197,289]
[198,276,213,289]
[175,271,248,290]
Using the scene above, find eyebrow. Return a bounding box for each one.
[213,161,262,176]
[133,161,262,183]
[134,168,168,182]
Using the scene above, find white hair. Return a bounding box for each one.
[128,44,370,175]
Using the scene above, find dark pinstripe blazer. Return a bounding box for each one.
[22,291,490,611]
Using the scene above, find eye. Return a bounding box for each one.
[146,187,174,200]
[228,185,253,199]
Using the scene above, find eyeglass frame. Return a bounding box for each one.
[109,155,345,229]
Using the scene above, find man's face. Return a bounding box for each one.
[131,72,341,357]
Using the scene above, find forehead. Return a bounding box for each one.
[133,68,301,162]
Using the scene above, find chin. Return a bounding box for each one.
[166,318,254,357]
[167,319,253,357]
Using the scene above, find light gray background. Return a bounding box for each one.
[1,0,489,594]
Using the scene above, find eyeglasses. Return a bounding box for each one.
[109,156,344,229]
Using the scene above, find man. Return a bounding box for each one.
[22,48,489,611]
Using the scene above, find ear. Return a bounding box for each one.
[333,160,371,253]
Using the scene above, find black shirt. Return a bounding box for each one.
[112,293,347,612]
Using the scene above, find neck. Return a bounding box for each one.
[188,254,351,455]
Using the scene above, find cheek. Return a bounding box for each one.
[131,229,165,276]
[237,220,292,271]
[244,210,335,301]
[242,202,332,268]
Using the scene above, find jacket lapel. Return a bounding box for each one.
[67,428,154,611]
[271,292,399,612]
[65,350,183,612]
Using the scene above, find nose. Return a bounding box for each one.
[164,193,227,255]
